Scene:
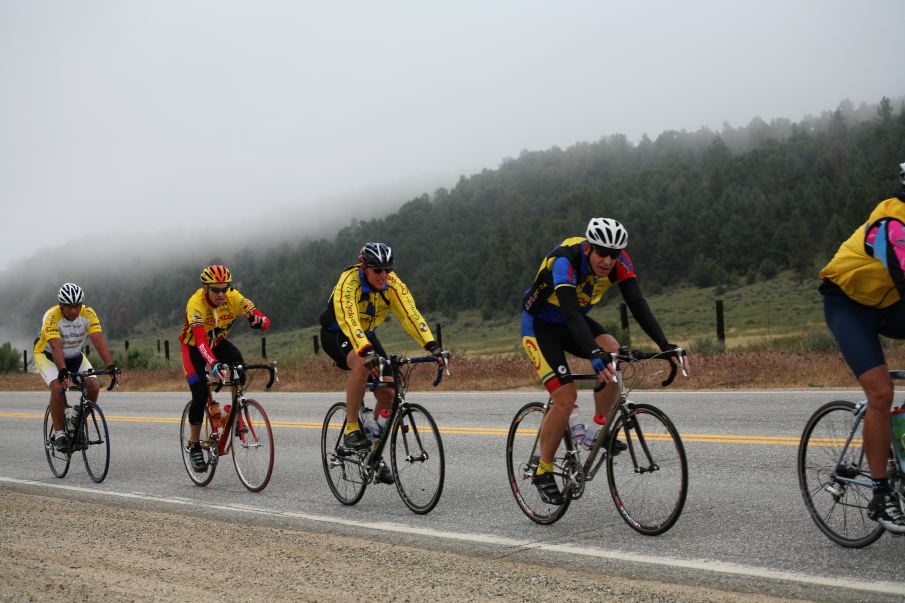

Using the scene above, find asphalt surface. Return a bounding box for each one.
[2,387,903,601]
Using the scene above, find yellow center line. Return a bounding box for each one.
[0,412,858,446]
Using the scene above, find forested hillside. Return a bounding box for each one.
[3,97,904,341]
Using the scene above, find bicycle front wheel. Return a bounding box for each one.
[390,403,445,514]
[798,400,883,548]
[321,402,367,505]
[81,402,110,483]
[231,399,274,492]
[505,402,572,525]
[43,405,71,478]
[607,403,687,535]
[179,401,217,487]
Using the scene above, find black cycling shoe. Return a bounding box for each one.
[52,433,70,453]
[188,442,207,473]
[534,471,564,505]
[343,429,371,450]
[610,439,627,455]
[868,491,905,533]
[376,461,395,484]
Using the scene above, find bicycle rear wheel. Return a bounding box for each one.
[798,400,883,548]
[231,399,274,492]
[606,403,687,535]
[81,402,110,483]
[321,402,367,505]
[390,403,445,514]
[43,405,71,478]
[179,400,218,487]
[505,402,572,525]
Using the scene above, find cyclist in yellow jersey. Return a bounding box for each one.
[34,283,119,451]
[319,242,446,484]
[180,264,271,472]
[820,162,905,532]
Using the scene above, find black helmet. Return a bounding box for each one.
[360,242,394,268]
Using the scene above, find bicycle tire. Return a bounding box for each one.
[81,402,110,483]
[798,400,884,548]
[390,403,445,514]
[43,405,71,478]
[179,400,218,487]
[231,398,274,492]
[606,403,687,535]
[505,402,572,525]
[321,402,367,505]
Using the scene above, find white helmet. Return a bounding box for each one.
[58,283,85,305]
[586,218,628,249]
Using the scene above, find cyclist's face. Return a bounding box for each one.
[206,284,229,304]
[60,303,82,320]
[589,246,620,277]
[364,265,392,288]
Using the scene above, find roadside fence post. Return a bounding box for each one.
[618,302,631,345]
[164,340,170,362]
[262,337,267,359]
[313,335,320,355]
[716,299,726,350]
[22,350,27,373]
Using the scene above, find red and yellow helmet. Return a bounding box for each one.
[200,264,232,285]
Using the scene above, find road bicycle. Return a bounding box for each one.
[43,366,121,483]
[506,347,688,533]
[798,369,905,548]
[321,353,450,514]
[179,362,277,492]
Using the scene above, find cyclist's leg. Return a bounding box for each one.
[567,317,619,419]
[321,327,370,448]
[824,293,893,480]
[366,335,393,418]
[181,343,211,444]
[36,353,67,433]
[522,314,575,504]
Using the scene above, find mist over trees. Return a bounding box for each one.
[2,97,904,343]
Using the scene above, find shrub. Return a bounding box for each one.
[0,342,22,372]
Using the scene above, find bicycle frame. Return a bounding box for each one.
[60,368,118,451]
[827,400,905,493]
[207,362,277,459]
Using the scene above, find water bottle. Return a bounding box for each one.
[209,402,222,431]
[376,409,389,435]
[568,406,585,447]
[891,407,905,472]
[361,408,380,441]
[64,407,77,433]
[581,414,607,450]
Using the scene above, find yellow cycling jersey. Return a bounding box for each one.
[34,305,103,359]
[820,197,905,308]
[179,288,256,347]
[323,266,435,356]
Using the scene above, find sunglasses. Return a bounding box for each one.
[208,285,230,293]
[592,246,621,259]
[368,267,393,274]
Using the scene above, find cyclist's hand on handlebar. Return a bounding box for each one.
[590,349,617,383]
[426,342,449,373]
[362,350,384,379]
[660,342,690,377]
[107,363,122,386]
[249,311,271,331]
[210,362,229,383]
[56,368,72,390]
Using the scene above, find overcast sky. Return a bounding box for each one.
[1,1,903,271]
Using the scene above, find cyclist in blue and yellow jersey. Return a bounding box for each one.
[521,218,687,505]
[34,283,120,452]
[180,264,271,473]
[319,242,446,484]
[820,162,905,533]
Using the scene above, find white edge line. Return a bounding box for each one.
[2,476,902,597]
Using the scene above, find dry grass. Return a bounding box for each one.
[5,350,900,393]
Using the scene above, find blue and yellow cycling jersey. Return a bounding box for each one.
[179,288,256,347]
[34,305,103,359]
[320,265,435,356]
[522,237,636,323]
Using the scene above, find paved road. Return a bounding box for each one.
[1,388,902,601]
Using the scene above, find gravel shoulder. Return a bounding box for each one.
[0,489,808,602]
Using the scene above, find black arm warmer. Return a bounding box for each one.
[556,286,600,355]
[618,277,668,348]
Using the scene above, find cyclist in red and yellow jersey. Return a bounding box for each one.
[319,242,445,484]
[820,162,905,532]
[180,264,271,473]
[521,218,687,505]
